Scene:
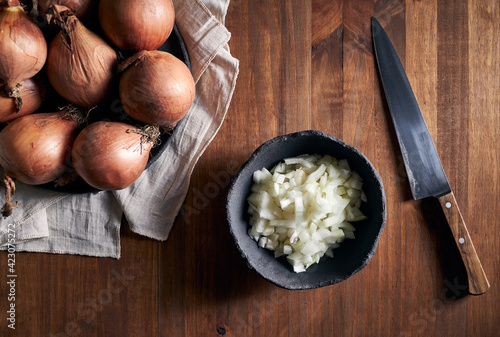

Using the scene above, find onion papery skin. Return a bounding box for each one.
[119,51,195,129]
[0,111,78,185]
[72,121,152,191]
[46,14,117,107]
[98,0,175,51]
[0,77,45,123]
[37,0,95,18]
[0,3,47,92]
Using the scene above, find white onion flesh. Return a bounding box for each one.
[247,154,368,273]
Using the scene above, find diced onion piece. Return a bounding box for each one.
[258,237,267,248]
[247,154,368,273]
[284,155,317,168]
[253,168,272,184]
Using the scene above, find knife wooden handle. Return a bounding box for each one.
[438,191,490,295]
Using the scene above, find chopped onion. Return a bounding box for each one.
[247,154,368,273]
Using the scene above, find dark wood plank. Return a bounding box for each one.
[159,1,312,336]
[311,0,343,136]
[465,1,500,336]
[434,0,474,335]
[0,223,158,337]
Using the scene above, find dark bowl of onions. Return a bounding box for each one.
[226,130,387,290]
[0,1,195,219]
[32,24,190,194]
[41,24,190,194]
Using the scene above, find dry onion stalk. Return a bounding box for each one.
[125,125,162,152]
[46,5,117,107]
[31,0,95,19]
[0,0,47,112]
[0,77,45,123]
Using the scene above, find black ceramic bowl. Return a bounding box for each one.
[226,130,387,290]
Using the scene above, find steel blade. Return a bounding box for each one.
[372,17,451,200]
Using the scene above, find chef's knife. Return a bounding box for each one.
[371,17,489,295]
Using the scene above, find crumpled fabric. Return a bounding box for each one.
[0,0,239,258]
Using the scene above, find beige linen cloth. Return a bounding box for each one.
[0,0,239,258]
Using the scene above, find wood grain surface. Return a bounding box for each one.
[1,0,500,336]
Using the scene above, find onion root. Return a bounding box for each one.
[60,104,93,123]
[126,125,161,147]
[53,170,78,187]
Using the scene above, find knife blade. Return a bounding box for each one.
[372,17,489,295]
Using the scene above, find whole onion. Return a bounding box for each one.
[0,110,80,217]
[46,8,117,107]
[72,122,159,190]
[119,50,195,129]
[0,77,45,123]
[0,0,47,111]
[0,111,78,186]
[98,0,175,51]
[33,0,95,18]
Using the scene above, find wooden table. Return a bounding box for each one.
[2,0,499,336]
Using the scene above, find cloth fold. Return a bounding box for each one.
[0,0,239,258]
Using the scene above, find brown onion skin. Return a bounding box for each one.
[37,0,95,18]
[119,51,195,129]
[98,0,175,51]
[46,14,117,107]
[72,121,152,190]
[0,3,47,92]
[0,111,78,185]
[0,77,45,123]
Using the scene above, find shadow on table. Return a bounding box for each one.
[156,156,272,311]
[420,198,468,299]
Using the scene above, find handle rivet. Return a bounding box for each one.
[459,237,465,244]
[445,202,452,209]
